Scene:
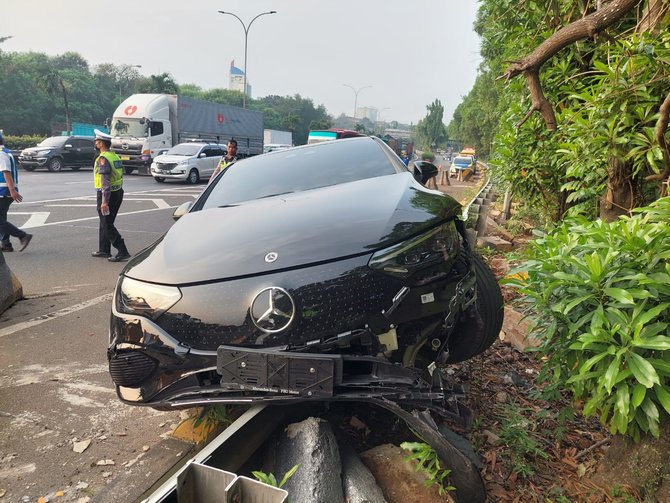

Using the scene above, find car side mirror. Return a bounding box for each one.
[64,144,72,148]
[199,152,207,158]
[173,201,193,221]
[412,161,438,185]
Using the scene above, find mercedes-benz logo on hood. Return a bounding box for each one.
[250,287,295,333]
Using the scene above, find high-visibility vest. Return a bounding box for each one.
[0,147,18,197]
[94,151,123,191]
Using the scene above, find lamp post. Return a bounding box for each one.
[118,64,142,104]
[219,10,277,108]
[343,84,372,119]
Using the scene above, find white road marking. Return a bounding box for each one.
[0,293,113,338]
[124,198,170,209]
[6,212,49,228]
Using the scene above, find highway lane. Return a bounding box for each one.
[0,171,205,502]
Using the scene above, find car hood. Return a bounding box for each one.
[124,173,462,285]
[21,147,54,155]
[153,154,196,163]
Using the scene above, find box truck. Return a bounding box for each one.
[109,94,264,174]
[263,129,293,153]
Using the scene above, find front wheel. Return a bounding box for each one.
[47,157,63,172]
[446,253,504,363]
[124,166,135,175]
[154,177,165,183]
[187,169,200,184]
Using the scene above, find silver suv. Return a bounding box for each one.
[150,142,226,184]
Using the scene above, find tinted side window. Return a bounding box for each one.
[150,122,164,136]
[209,147,224,157]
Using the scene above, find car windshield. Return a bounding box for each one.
[165,144,203,156]
[110,118,148,138]
[200,137,403,209]
[453,157,472,166]
[38,137,67,148]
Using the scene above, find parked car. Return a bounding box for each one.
[150,142,226,184]
[450,155,475,177]
[107,136,504,410]
[18,135,96,172]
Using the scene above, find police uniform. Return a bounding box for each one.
[92,130,130,262]
[0,132,32,252]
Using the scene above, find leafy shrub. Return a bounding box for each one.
[504,197,670,440]
[4,134,46,151]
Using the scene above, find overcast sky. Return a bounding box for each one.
[2,0,481,125]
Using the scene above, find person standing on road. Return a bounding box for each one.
[0,131,32,252]
[210,139,238,181]
[91,129,130,262]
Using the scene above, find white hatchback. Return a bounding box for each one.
[150,142,226,184]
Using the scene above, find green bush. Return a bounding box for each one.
[504,197,670,440]
[4,134,46,151]
[421,151,436,162]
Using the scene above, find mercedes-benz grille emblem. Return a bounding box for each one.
[122,143,129,150]
[250,287,295,333]
[265,252,278,263]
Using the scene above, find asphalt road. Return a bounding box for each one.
[0,170,204,503]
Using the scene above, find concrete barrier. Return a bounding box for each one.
[0,251,23,313]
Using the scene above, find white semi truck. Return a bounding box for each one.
[109,94,264,174]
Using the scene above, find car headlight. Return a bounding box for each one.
[115,276,182,320]
[177,159,189,165]
[369,221,461,283]
[37,150,52,156]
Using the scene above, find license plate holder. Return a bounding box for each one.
[120,156,130,161]
[217,346,341,398]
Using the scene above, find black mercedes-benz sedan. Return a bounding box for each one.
[107,136,503,409]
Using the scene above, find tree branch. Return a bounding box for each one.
[645,90,670,184]
[503,0,641,130]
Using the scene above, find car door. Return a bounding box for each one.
[201,146,223,178]
[77,138,97,167]
[61,138,78,167]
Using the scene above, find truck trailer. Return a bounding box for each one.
[109,94,264,174]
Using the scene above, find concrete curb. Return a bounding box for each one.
[0,251,23,313]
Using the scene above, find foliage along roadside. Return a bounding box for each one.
[504,196,670,440]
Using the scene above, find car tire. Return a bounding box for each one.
[154,177,165,183]
[47,157,63,172]
[446,253,504,363]
[22,165,36,172]
[187,169,200,184]
[124,166,135,175]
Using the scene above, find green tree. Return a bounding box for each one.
[415,100,447,151]
[137,73,179,94]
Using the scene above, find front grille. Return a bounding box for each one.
[109,351,157,386]
[156,162,178,170]
[156,256,403,351]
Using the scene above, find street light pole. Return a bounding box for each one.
[219,10,277,109]
[343,84,372,119]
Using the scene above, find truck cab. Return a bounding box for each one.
[110,94,173,174]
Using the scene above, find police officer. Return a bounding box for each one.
[91,129,130,262]
[0,130,32,252]
[210,138,238,180]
